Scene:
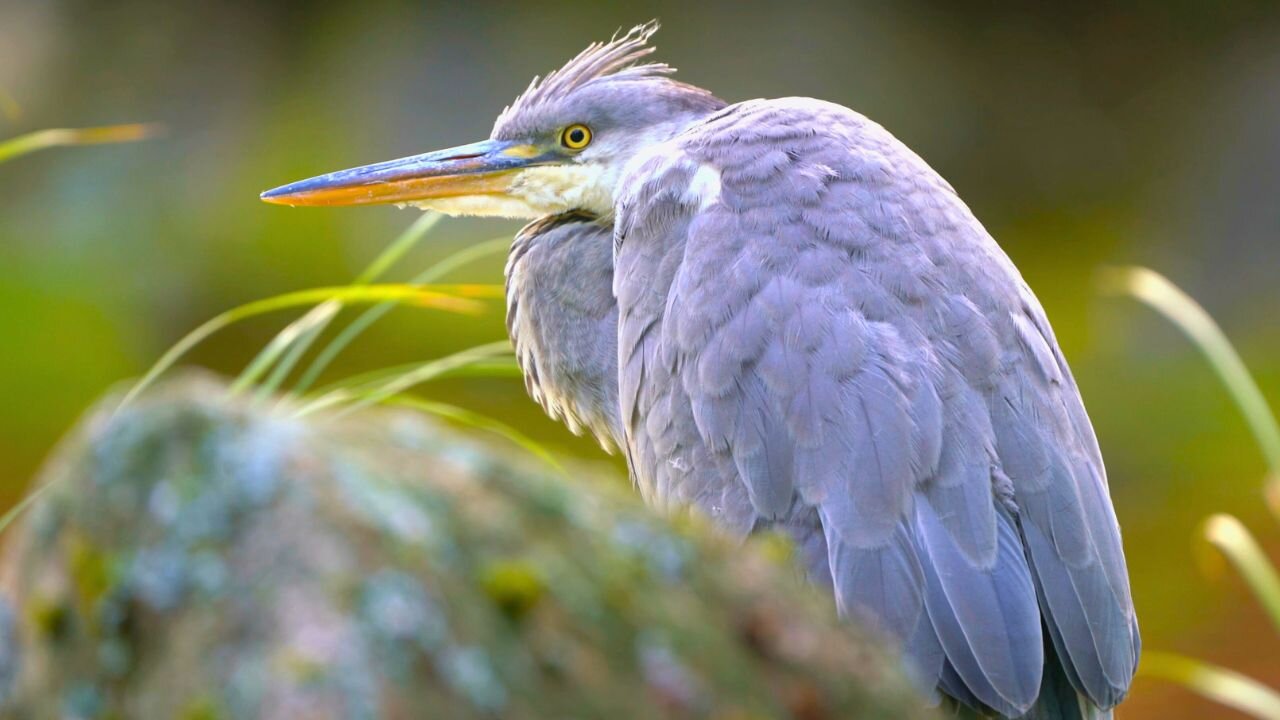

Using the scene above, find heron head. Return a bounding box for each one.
[261,22,724,218]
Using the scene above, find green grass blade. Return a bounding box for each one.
[116,284,487,415]
[255,312,332,404]
[0,123,160,164]
[295,340,512,418]
[0,479,56,535]
[309,357,522,398]
[230,301,339,396]
[1141,651,1280,720]
[386,395,566,475]
[292,235,510,395]
[289,389,354,416]
[290,301,400,396]
[1202,514,1280,632]
[234,214,442,394]
[354,212,443,284]
[408,235,512,285]
[1101,266,1280,510]
[335,340,513,415]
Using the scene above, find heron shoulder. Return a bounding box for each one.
[612,97,980,260]
[616,96,955,209]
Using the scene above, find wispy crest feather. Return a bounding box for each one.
[495,21,670,128]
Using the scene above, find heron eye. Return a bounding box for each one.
[561,124,592,150]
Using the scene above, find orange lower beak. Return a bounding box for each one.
[260,139,547,207]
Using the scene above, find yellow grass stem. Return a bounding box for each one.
[234,212,442,394]
[0,123,160,164]
[386,395,566,475]
[1140,652,1280,720]
[291,234,511,395]
[295,340,513,418]
[117,284,488,415]
[1201,514,1280,633]
[1100,266,1280,514]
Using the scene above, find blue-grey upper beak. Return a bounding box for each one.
[260,139,553,207]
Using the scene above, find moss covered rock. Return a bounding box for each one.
[0,374,931,719]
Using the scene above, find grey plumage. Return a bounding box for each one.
[506,212,622,451]
[503,32,1139,719]
[269,22,1140,720]
[609,93,1137,717]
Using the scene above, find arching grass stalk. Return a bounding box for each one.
[294,340,513,419]
[386,395,566,476]
[0,123,160,165]
[308,357,522,399]
[1100,266,1280,513]
[0,480,57,535]
[255,314,331,403]
[1140,653,1280,720]
[291,235,513,396]
[0,119,161,536]
[1105,266,1280,716]
[230,301,339,396]
[1200,514,1280,633]
[355,213,444,285]
[232,212,442,396]
[115,284,490,416]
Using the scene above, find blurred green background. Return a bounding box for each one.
[2,1,1278,716]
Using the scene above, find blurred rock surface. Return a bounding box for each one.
[0,374,929,719]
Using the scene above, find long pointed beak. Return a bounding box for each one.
[260,139,550,207]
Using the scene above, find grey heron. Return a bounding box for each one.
[262,22,1139,719]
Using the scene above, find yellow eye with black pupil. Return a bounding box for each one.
[561,124,591,150]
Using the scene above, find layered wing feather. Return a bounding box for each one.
[612,97,1138,716]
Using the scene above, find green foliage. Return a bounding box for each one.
[304,340,514,418]
[1200,514,1280,633]
[1106,267,1280,719]
[231,211,443,396]
[217,218,529,461]
[0,215,532,538]
[387,395,566,476]
[1140,653,1280,720]
[115,282,497,414]
[1101,267,1280,512]
[287,233,512,396]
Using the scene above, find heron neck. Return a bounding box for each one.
[505,212,622,451]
